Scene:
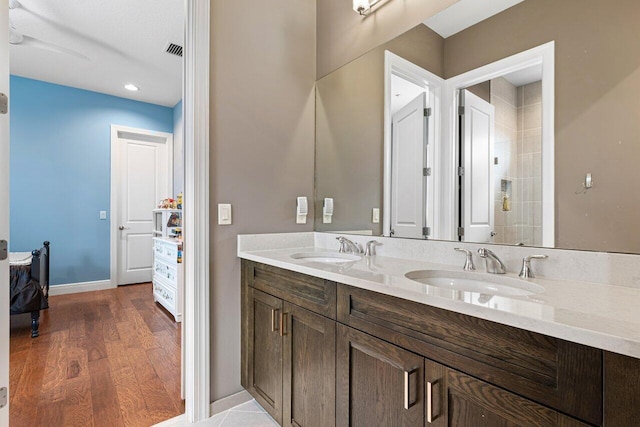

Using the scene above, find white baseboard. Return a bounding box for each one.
[48,280,115,296]
[152,390,252,427]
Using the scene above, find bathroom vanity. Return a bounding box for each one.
[239,235,640,427]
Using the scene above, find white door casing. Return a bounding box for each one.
[460,90,495,243]
[111,126,173,286]
[391,93,427,239]
[0,1,10,425]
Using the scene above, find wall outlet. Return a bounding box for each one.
[99,211,107,220]
[218,204,232,225]
[372,208,380,224]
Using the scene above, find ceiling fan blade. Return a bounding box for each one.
[19,36,90,61]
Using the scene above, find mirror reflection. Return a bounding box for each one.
[315,0,640,254]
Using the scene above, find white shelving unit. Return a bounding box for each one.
[152,209,182,239]
[153,237,183,322]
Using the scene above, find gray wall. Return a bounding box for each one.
[444,0,640,253]
[209,0,316,401]
[317,0,458,78]
[315,25,444,234]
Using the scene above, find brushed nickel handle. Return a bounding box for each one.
[271,309,279,333]
[427,381,433,423]
[279,312,287,337]
[403,367,418,410]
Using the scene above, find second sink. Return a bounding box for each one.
[405,270,544,297]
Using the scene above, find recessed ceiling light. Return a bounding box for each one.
[124,84,139,92]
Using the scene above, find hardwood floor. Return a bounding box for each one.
[9,283,184,427]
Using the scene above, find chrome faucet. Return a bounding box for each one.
[336,237,363,255]
[454,248,476,271]
[477,248,507,274]
[364,240,380,257]
[519,255,548,279]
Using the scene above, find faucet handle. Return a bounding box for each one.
[519,255,548,279]
[454,248,476,271]
[336,237,348,253]
[364,240,380,257]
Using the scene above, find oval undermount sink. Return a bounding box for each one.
[405,270,544,297]
[290,252,361,264]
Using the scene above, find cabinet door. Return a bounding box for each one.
[337,325,424,427]
[425,359,590,427]
[247,289,284,424]
[282,302,336,427]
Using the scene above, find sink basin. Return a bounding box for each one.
[405,270,544,297]
[290,252,361,264]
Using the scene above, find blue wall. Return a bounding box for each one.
[10,76,174,285]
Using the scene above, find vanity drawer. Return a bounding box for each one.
[244,261,336,319]
[154,258,178,285]
[337,284,603,426]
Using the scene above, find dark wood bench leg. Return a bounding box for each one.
[31,311,40,338]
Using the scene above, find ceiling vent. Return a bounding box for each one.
[164,42,183,58]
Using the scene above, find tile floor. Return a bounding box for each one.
[195,400,278,427]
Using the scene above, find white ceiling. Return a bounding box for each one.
[424,0,525,38]
[9,0,183,107]
[391,75,426,116]
[502,63,543,87]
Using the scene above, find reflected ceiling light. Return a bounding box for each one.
[124,84,139,92]
[353,0,382,16]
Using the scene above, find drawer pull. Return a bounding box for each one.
[280,312,288,337]
[271,309,279,333]
[403,367,419,410]
[427,380,434,422]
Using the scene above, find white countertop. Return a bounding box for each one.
[239,246,640,359]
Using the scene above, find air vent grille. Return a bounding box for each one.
[165,42,183,57]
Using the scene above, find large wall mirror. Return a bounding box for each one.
[315,0,640,254]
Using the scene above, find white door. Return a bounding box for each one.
[114,128,172,285]
[460,90,495,243]
[391,93,427,239]
[0,1,9,425]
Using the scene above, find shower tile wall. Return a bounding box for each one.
[491,77,518,244]
[517,81,543,246]
[491,78,542,246]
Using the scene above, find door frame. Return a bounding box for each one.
[383,51,444,239]
[182,0,211,422]
[109,124,174,288]
[443,41,555,247]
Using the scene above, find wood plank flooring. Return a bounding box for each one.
[10,283,184,427]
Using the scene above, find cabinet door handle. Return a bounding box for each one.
[427,380,434,422]
[403,367,419,410]
[271,309,279,333]
[279,312,287,337]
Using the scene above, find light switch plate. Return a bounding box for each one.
[218,204,232,225]
[99,211,107,220]
[372,208,380,224]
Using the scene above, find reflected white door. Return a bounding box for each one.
[0,1,10,424]
[115,129,172,285]
[460,90,495,243]
[391,93,427,239]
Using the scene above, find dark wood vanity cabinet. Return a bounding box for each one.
[336,324,424,427]
[241,260,640,427]
[242,261,337,427]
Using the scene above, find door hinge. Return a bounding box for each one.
[423,227,431,237]
[458,167,465,176]
[458,227,465,237]
[424,107,432,117]
[0,93,7,115]
[458,106,465,116]
[0,387,7,409]
[423,167,432,177]
[0,240,7,261]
